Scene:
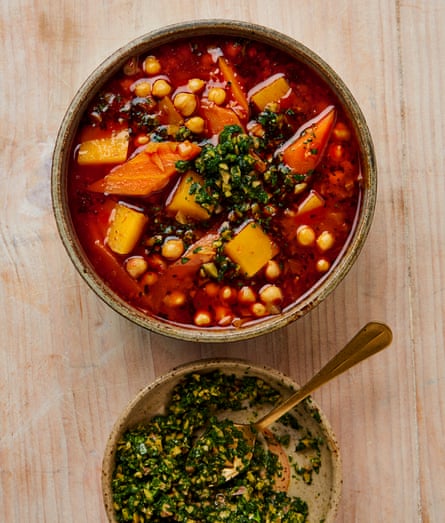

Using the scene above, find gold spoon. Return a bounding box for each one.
[190,321,393,485]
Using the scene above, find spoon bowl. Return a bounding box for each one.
[196,321,393,484]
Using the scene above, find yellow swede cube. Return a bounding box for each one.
[77,130,129,165]
[297,190,325,215]
[166,171,210,221]
[249,74,291,111]
[106,203,148,255]
[224,221,279,277]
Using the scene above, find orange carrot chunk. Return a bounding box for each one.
[146,232,219,321]
[278,106,336,174]
[217,56,249,116]
[200,102,242,136]
[88,140,201,197]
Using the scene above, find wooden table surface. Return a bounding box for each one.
[1,1,444,521]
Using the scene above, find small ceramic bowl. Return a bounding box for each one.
[102,359,342,522]
[52,20,376,342]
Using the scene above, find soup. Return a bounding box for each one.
[68,36,362,329]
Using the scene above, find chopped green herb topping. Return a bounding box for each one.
[112,371,310,522]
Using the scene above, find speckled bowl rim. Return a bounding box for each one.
[52,19,377,343]
[101,358,342,522]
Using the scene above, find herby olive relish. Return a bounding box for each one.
[69,36,362,328]
[112,371,311,522]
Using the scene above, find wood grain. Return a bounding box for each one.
[1,1,444,521]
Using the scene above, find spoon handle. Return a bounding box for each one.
[255,321,393,431]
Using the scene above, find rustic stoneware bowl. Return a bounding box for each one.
[102,359,342,522]
[52,19,377,342]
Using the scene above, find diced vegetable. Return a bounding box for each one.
[77,130,129,165]
[88,140,201,197]
[217,56,249,115]
[106,203,148,255]
[158,96,183,125]
[146,233,219,322]
[200,102,242,135]
[279,106,336,174]
[249,74,291,111]
[166,171,211,221]
[297,189,325,215]
[81,215,152,305]
[224,221,279,277]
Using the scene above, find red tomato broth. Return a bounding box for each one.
[68,36,363,329]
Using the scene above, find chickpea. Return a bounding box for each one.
[208,87,226,105]
[328,143,345,162]
[294,182,308,195]
[133,80,151,98]
[163,291,186,308]
[251,302,268,317]
[185,116,205,134]
[147,253,167,271]
[214,305,233,326]
[140,271,158,287]
[264,260,281,281]
[332,122,351,141]
[219,285,237,303]
[259,284,284,305]
[316,231,335,252]
[194,310,212,326]
[188,78,206,93]
[296,224,316,246]
[134,133,149,147]
[316,258,331,272]
[152,79,172,98]
[143,55,161,75]
[204,282,220,297]
[125,256,148,279]
[173,92,197,117]
[238,286,257,305]
[161,237,185,261]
